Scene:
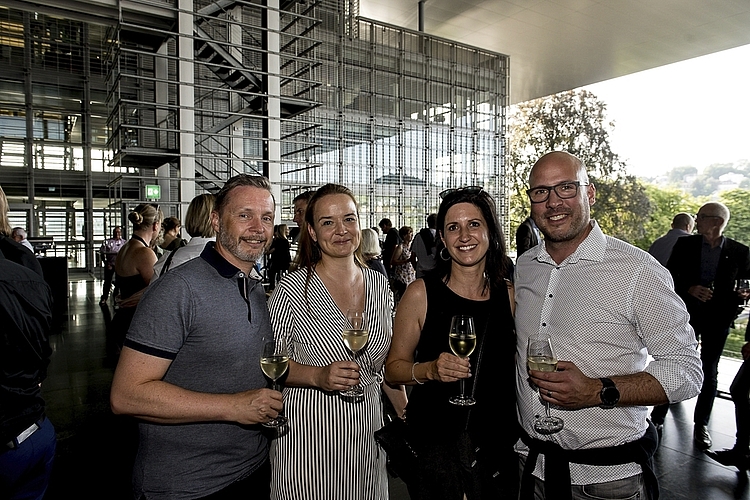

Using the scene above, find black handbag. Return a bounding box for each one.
[374,414,418,483]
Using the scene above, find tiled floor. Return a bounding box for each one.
[41,274,749,499]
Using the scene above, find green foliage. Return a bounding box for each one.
[507,89,651,246]
[719,189,750,247]
[630,184,700,250]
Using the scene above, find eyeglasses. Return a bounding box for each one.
[439,186,484,199]
[526,181,588,203]
[695,213,720,220]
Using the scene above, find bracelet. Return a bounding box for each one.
[411,362,425,385]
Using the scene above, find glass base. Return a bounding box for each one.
[533,416,564,434]
[340,386,364,398]
[448,395,476,406]
[262,415,288,428]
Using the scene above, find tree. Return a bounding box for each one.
[507,90,651,245]
[631,184,701,251]
[719,189,750,247]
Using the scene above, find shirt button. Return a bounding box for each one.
[548,294,553,298]
[542,323,547,327]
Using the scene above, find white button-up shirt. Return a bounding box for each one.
[514,221,702,485]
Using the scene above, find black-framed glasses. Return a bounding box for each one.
[526,181,588,203]
[439,186,484,199]
[695,213,720,220]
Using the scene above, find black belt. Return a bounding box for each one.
[519,421,659,500]
[4,416,45,451]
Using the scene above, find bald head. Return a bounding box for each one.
[529,151,589,186]
[671,213,694,233]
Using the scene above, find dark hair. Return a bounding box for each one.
[426,213,437,229]
[293,190,315,204]
[378,218,392,229]
[215,174,273,216]
[432,189,509,291]
[162,216,181,233]
[398,226,413,240]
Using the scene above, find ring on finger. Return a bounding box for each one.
[547,390,552,398]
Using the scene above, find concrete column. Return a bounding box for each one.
[178,0,196,207]
[262,0,281,221]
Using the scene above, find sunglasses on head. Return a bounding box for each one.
[439,186,484,199]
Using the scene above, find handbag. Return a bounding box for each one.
[374,414,418,483]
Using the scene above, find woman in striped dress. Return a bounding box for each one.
[268,184,407,500]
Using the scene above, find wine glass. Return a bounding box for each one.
[340,309,369,398]
[448,315,477,406]
[527,335,564,434]
[260,335,289,427]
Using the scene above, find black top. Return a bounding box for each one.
[0,254,53,443]
[408,274,517,450]
[0,235,43,277]
[269,236,291,271]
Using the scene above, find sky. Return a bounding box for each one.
[581,43,750,179]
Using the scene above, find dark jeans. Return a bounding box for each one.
[0,417,56,500]
[101,265,115,300]
[730,357,750,451]
[694,326,730,426]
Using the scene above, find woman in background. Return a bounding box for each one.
[111,204,162,348]
[268,184,406,500]
[153,194,216,278]
[361,227,387,277]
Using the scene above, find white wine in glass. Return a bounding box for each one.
[260,336,289,428]
[526,335,564,434]
[448,315,476,406]
[341,309,369,398]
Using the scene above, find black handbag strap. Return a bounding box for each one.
[159,246,180,277]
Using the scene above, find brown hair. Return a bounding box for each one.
[0,186,11,236]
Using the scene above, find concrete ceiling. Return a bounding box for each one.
[360,0,750,104]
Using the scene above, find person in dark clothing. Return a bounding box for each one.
[667,202,750,450]
[268,224,292,289]
[0,185,43,277]
[379,218,401,278]
[0,254,56,500]
[515,216,540,257]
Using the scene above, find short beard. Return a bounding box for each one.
[218,224,268,264]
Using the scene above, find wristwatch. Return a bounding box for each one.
[599,377,620,409]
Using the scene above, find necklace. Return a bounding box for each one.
[131,235,148,247]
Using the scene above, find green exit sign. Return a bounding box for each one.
[145,185,161,200]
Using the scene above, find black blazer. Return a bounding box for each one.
[667,234,750,331]
[515,217,539,256]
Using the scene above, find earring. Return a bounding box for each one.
[440,247,451,261]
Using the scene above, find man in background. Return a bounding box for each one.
[379,218,401,278]
[515,216,540,257]
[99,226,125,306]
[648,213,694,266]
[647,212,694,432]
[0,254,56,500]
[410,213,438,278]
[11,227,34,253]
[667,202,750,450]
[289,190,315,244]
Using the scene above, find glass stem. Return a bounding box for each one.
[459,378,466,398]
[545,400,552,418]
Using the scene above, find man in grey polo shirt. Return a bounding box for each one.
[111,175,283,500]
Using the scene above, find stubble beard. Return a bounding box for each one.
[537,204,590,243]
[218,223,268,264]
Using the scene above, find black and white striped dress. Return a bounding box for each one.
[268,267,393,500]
